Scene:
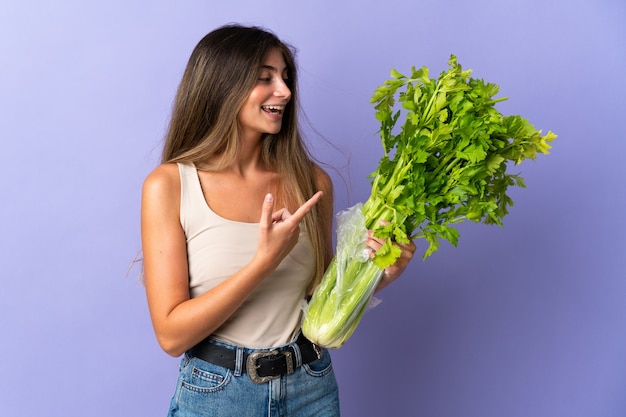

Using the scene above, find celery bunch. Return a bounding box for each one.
[303,55,556,348]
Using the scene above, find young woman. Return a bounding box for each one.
[141,24,416,417]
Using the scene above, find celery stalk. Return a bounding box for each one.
[302,204,384,348]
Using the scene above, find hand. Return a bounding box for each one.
[255,191,323,269]
[366,230,417,292]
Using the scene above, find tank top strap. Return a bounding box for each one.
[178,162,206,233]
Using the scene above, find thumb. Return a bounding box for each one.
[259,193,275,227]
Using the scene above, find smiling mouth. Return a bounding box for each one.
[261,105,285,115]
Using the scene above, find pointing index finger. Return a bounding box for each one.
[290,191,323,224]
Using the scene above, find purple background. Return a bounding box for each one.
[1,1,625,416]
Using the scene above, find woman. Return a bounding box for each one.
[141,24,416,417]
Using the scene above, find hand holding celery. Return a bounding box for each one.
[303,55,557,348]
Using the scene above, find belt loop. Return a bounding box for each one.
[290,340,303,367]
[234,347,244,376]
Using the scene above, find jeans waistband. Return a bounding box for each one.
[188,333,322,384]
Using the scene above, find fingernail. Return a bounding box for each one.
[265,193,273,202]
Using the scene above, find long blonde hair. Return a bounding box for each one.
[162,24,327,292]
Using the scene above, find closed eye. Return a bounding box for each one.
[260,64,289,82]
[257,77,290,85]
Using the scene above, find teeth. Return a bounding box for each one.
[262,105,284,113]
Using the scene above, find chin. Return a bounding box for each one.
[266,125,283,135]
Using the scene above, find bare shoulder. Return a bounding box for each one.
[312,163,333,196]
[143,163,180,194]
[142,163,181,212]
[312,163,335,265]
[312,163,334,231]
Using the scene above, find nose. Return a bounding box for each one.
[274,78,291,101]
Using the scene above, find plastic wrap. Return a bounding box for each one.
[302,203,384,349]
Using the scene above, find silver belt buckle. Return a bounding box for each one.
[246,350,295,384]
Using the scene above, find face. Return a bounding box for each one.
[237,48,292,141]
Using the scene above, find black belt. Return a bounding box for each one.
[188,334,322,384]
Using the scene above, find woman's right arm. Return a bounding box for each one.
[141,164,322,357]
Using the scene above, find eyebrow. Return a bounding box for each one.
[261,65,288,73]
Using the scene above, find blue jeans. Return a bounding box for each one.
[167,338,340,417]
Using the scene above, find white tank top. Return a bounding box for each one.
[178,163,315,348]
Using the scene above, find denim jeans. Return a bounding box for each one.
[167,338,340,417]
